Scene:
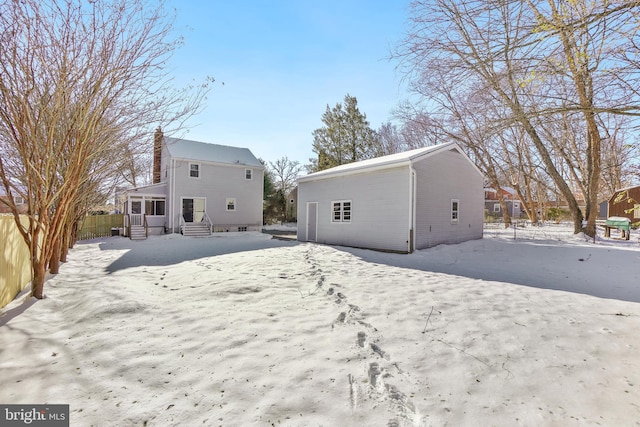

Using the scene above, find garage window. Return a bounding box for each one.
[332,200,351,223]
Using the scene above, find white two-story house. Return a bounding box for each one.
[121,129,264,238]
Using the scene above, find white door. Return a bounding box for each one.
[182,197,206,223]
[306,202,318,242]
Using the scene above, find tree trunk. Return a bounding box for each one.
[499,198,512,228]
[31,259,46,299]
[49,238,61,274]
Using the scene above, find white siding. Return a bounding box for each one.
[413,148,484,249]
[168,159,263,232]
[297,166,411,252]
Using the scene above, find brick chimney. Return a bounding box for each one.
[153,127,163,184]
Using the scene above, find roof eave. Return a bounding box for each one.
[297,160,412,183]
[169,156,264,169]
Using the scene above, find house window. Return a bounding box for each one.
[634,204,640,219]
[451,199,459,223]
[14,195,25,205]
[226,198,236,211]
[493,203,501,213]
[331,200,351,223]
[245,169,253,180]
[189,163,200,178]
[238,226,247,232]
[131,200,142,214]
[145,199,165,216]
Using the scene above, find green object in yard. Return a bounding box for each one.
[604,216,631,240]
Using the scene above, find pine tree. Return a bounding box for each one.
[309,94,379,172]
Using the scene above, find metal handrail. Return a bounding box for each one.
[143,214,148,238]
[179,215,185,234]
[202,212,213,233]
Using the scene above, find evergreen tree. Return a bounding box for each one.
[308,94,379,172]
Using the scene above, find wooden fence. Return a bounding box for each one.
[77,214,124,240]
[0,215,33,309]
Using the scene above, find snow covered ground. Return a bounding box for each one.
[1,223,639,426]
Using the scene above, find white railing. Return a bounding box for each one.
[180,215,185,234]
[202,212,213,233]
[129,214,144,226]
[126,214,148,239]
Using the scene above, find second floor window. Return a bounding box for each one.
[189,163,200,178]
[245,169,253,180]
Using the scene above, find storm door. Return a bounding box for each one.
[182,198,205,223]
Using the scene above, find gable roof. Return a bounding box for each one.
[164,137,263,168]
[298,142,479,182]
[608,184,640,203]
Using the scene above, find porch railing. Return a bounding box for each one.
[180,215,185,234]
[143,214,148,238]
[126,214,148,239]
[202,212,213,233]
[129,214,144,226]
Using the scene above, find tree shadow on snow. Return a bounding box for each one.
[93,232,300,274]
[338,238,640,304]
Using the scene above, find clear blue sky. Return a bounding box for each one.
[165,1,412,168]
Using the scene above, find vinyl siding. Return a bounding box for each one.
[168,159,263,232]
[413,149,484,249]
[297,166,411,252]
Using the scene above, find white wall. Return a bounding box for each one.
[413,148,484,249]
[168,159,263,232]
[297,166,411,252]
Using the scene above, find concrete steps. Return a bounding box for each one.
[182,223,211,237]
[130,225,147,240]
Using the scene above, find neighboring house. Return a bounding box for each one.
[121,129,264,238]
[0,192,27,214]
[608,185,640,222]
[296,142,484,253]
[484,187,524,220]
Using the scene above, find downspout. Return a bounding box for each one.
[170,158,175,233]
[409,164,417,253]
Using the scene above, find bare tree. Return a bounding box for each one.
[0,0,210,298]
[396,0,640,236]
[269,157,303,223]
[377,122,407,155]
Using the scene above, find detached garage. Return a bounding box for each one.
[296,142,484,253]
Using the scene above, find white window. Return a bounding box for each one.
[131,200,142,214]
[245,169,253,180]
[189,163,200,178]
[14,195,25,205]
[226,198,236,211]
[493,203,501,213]
[634,204,640,219]
[331,200,351,223]
[145,198,165,216]
[451,199,459,223]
